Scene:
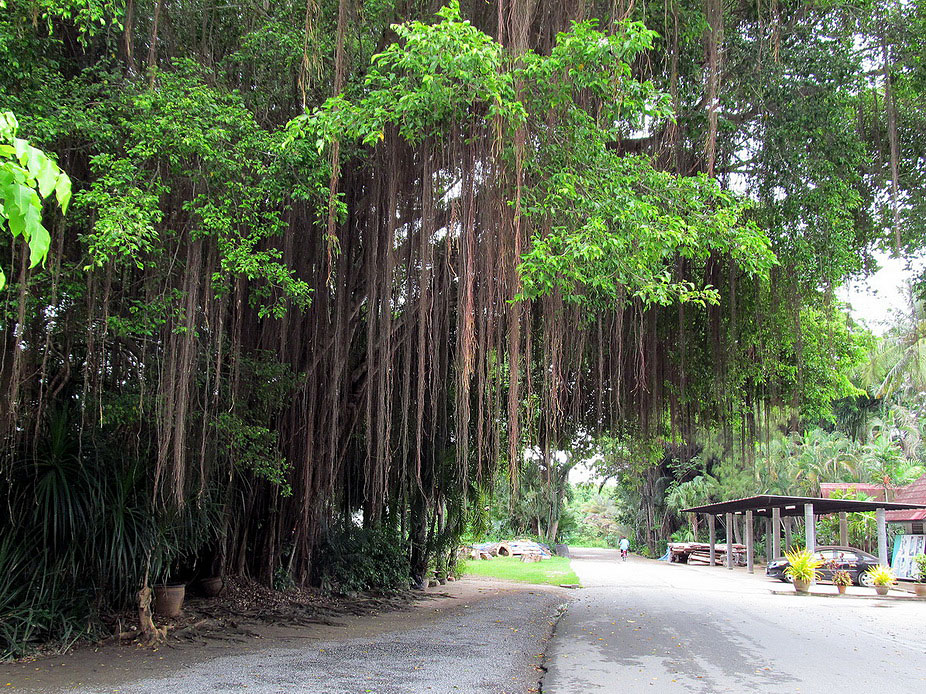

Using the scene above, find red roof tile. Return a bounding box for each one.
[819,483,887,501]
[886,474,926,521]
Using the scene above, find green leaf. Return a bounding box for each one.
[55,175,71,214]
[25,211,51,267]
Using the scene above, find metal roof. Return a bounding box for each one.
[886,474,926,522]
[681,494,926,518]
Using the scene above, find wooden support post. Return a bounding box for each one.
[804,503,815,552]
[839,512,848,547]
[746,510,754,574]
[708,514,716,566]
[725,512,733,570]
[772,507,781,559]
[784,516,792,551]
[877,507,888,566]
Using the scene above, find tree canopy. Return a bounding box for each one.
[1,0,925,657]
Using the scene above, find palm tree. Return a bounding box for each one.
[780,429,859,496]
[666,474,717,541]
[858,431,924,496]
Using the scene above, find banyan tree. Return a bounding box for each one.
[1,0,918,654]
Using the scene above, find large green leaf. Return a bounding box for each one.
[1,111,71,288]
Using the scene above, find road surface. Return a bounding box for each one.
[2,580,566,694]
[543,548,926,693]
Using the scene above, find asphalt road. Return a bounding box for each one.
[47,583,564,694]
[543,548,926,693]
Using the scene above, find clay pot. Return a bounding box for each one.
[914,583,926,598]
[875,585,890,596]
[793,578,812,593]
[837,585,847,595]
[153,584,186,617]
[199,576,224,597]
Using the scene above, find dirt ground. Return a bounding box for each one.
[0,577,569,693]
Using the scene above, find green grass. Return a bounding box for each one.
[462,556,581,586]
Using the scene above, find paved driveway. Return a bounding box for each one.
[2,580,566,694]
[544,548,926,693]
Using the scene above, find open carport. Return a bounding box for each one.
[682,494,926,572]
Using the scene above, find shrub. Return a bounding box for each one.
[864,564,896,587]
[783,549,823,583]
[313,525,411,594]
[832,570,852,587]
[913,554,926,583]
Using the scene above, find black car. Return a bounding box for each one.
[766,546,880,587]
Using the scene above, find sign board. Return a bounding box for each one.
[891,534,926,579]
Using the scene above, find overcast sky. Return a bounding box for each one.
[837,250,926,335]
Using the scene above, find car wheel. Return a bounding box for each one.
[858,570,875,588]
[781,574,793,584]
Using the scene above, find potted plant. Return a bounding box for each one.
[832,569,852,595]
[149,540,187,618]
[864,565,896,596]
[148,499,220,617]
[913,554,926,597]
[783,548,822,593]
[198,575,224,597]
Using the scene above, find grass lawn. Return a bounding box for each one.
[462,556,581,586]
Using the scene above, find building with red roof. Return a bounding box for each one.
[819,477,926,532]
[885,474,926,531]
[819,482,890,501]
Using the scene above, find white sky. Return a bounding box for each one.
[838,250,926,335]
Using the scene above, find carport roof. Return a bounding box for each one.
[681,494,926,518]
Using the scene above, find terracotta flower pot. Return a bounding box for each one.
[914,583,926,598]
[837,585,847,595]
[793,578,812,593]
[874,585,889,596]
[199,576,224,597]
[153,584,186,617]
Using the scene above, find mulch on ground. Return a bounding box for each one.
[101,578,433,648]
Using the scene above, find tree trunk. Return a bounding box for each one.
[147,0,163,76]
[409,491,430,590]
[123,0,136,71]
[137,586,166,647]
